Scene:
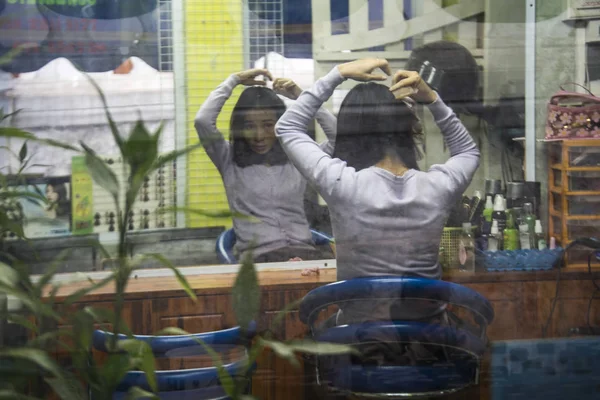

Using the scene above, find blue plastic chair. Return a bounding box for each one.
[92,326,254,399]
[299,276,495,398]
[215,228,333,264]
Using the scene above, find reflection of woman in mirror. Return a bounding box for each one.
[194,68,337,263]
[276,58,479,318]
[45,183,69,220]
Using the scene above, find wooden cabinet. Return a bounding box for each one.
[43,268,600,400]
[548,139,600,268]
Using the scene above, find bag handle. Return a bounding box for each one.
[559,82,595,96]
[550,90,600,105]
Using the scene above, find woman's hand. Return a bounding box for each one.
[337,58,392,82]
[301,267,320,276]
[389,70,438,104]
[273,78,303,100]
[234,68,273,86]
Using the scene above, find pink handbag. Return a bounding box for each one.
[545,84,600,140]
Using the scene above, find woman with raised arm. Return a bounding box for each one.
[275,58,480,325]
[194,69,337,263]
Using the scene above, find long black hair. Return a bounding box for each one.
[333,82,423,171]
[230,86,288,167]
[46,182,70,218]
[405,41,480,112]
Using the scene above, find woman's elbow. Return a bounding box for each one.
[274,119,288,138]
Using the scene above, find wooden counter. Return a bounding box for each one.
[44,265,600,400]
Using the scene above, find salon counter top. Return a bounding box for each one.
[43,259,600,303]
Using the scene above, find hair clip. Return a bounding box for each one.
[401,97,416,109]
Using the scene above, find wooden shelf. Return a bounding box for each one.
[550,187,600,196]
[562,264,600,271]
[564,214,600,221]
[550,209,600,221]
[549,141,600,269]
[551,163,600,172]
[565,190,600,196]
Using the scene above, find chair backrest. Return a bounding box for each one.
[93,326,254,398]
[92,325,249,355]
[216,229,237,264]
[216,229,333,264]
[300,277,495,397]
[299,276,495,330]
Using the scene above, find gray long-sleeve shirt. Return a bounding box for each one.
[194,74,338,259]
[275,67,480,282]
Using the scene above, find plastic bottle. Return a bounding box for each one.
[519,224,531,250]
[492,194,507,233]
[523,203,536,249]
[483,195,494,222]
[535,220,547,250]
[469,190,484,222]
[488,220,502,252]
[458,222,475,272]
[503,210,520,250]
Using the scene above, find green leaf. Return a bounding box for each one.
[29,330,74,351]
[99,353,133,396]
[258,339,299,368]
[6,315,39,334]
[0,108,22,122]
[63,273,116,307]
[0,145,20,161]
[153,120,165,141]
[0,212,25,239]
[85,239,113,264]
[82,306,132,336]
[268,299,303,339]
[0,43,35,67]
[232,252,260,332]
[45,375,87,400]
[125,121,157,173]
[34,248,73,296]
[0,261,20,287]
[82,74,126,156]
[117,339,157,393]
[0,256,31,289]
[81,143,119,204]
[0,390,42,400]
[124,121,158,209]
[0,283,60,321]
[137,254,196,302]
[72,309,95,354]
[124,387,159,400]
[155,327,235,397]
[0,190,47,204]
[18,141,27,163]
[284,339,359,356]
[0,127,79,151]
[163,206,257,222]
[152,143,203,172]
[0,348,63,378]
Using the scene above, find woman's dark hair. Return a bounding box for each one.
[333,82,423,172]
[405,41,480,111]
[48,183,70,218]
[230,86,288,167]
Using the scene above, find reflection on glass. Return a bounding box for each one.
[195,68,336,263]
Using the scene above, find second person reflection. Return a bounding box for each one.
[195,69,337,263]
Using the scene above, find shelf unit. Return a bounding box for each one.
[548,139,600,268]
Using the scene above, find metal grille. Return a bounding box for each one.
[158,0,174,72]
[184,1,245,228]
[247,0,284,67]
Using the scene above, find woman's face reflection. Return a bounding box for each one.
[46,184,59,202]
[242,109,277,154]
